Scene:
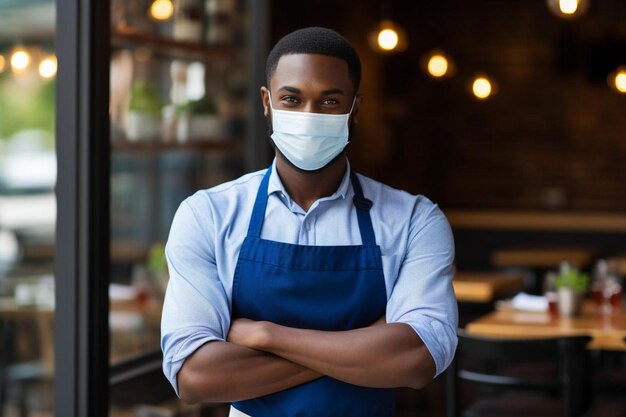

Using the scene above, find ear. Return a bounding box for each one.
[351,93,363,125]
[260,86,270,117]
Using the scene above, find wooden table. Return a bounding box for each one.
[0,295,163,367]
[466,302,626,351]
[491,247,595,269]
[453,272,525,303]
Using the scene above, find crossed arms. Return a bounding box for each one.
[177,316,436,404]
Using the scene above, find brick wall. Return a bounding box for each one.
[270,0,626,211]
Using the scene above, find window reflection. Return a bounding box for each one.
[0,1,56,416]
[109,0,247,415]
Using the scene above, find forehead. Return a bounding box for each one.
[270,54,354,93]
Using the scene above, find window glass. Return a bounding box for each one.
[109,0,249,415]
[0,1,57,416]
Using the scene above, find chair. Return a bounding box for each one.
[0,311,54,417]
[582,336,626,417]
[446,330,591,417]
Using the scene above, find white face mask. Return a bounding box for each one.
[268,91,356,171]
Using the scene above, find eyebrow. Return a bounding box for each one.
[276,86,346,96]
[277,86,302,94]
[321,88,345,96]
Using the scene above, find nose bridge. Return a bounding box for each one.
[302,98,318,113]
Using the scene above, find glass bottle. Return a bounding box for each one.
[173,0,204,42]
[205,0,235,45]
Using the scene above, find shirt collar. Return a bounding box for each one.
[267,158,352,201]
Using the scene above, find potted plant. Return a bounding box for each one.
[554,266,589,317]
[147,241,168,297]
[126,81,163,141]
[176,96,221,142]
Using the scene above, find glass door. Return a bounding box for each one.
[108,1,268,415]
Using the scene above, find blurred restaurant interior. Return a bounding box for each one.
[0,0,625,416]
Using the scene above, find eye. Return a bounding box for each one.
[281,96,300,104]
[321,98,339,105]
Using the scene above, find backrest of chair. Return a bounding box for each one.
[457,332,565,363]
[446,330,591,417]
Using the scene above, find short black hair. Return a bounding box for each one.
[266,27,361,91]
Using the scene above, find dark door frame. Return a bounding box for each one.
[55,0,110,415]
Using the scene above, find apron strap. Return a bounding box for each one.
[246,166,272,238]
[350,171,377,246]
[247,165,377,246]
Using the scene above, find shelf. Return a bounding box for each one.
[111,27,236,61]
[111,241,149,263]
[446,210,626,233]
[111,139,243,153]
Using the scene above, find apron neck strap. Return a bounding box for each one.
[350,171,376,246]
[247,166,272,238]
[247,165,377,246]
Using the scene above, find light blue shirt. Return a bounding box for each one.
[161,161,458,395]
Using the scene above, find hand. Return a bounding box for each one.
[227,318,271,349]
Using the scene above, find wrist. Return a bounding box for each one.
[255,320,275,350]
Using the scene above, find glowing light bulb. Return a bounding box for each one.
[420,49,455,80]
[427,55,449,78]
[559,0,579,14]
[0,55,5,73]
[150,0,174,20]
[369,20,408,55]
[10,48,31,73]
[472,77,493,99]
[546,0,588,19]
[615,71,626,93]
[378,29,399,51]
[39,56,57,79]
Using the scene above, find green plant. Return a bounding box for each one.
[554,268,589,293]
[147,242,167,275]
[128,81,163,116]
[175,96,217,116]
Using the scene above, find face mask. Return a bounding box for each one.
[268,91,355,171]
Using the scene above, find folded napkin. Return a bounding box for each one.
[511,292,548,312]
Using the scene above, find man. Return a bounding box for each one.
[161,27,457,417]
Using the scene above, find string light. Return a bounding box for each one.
[428,55,448,77]
[616,72,626,93]
[368,20,408,54]
[559,0,579,14]
[39,55,57,79]
[420,49,455,80]
[470,74,497,100]
[378,29,399,51]
[608,66,626,94]
[150,0,174,20]
[10,47,31,74]
[473,78,491,99]
[546,0,589,19]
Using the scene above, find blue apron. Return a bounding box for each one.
[231,166,394,417]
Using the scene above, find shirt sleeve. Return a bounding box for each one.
[160,197,231,396]
[386,200,458,378]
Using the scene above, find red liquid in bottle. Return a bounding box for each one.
[590,288,604,305]
[610,286,623,308]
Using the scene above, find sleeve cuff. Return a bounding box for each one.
[397,319,458,378]
[162,333,224,397]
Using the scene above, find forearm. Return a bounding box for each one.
[177,340,321,404]
[256,322,435,389]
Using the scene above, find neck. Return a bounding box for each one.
[275,154,347,212]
